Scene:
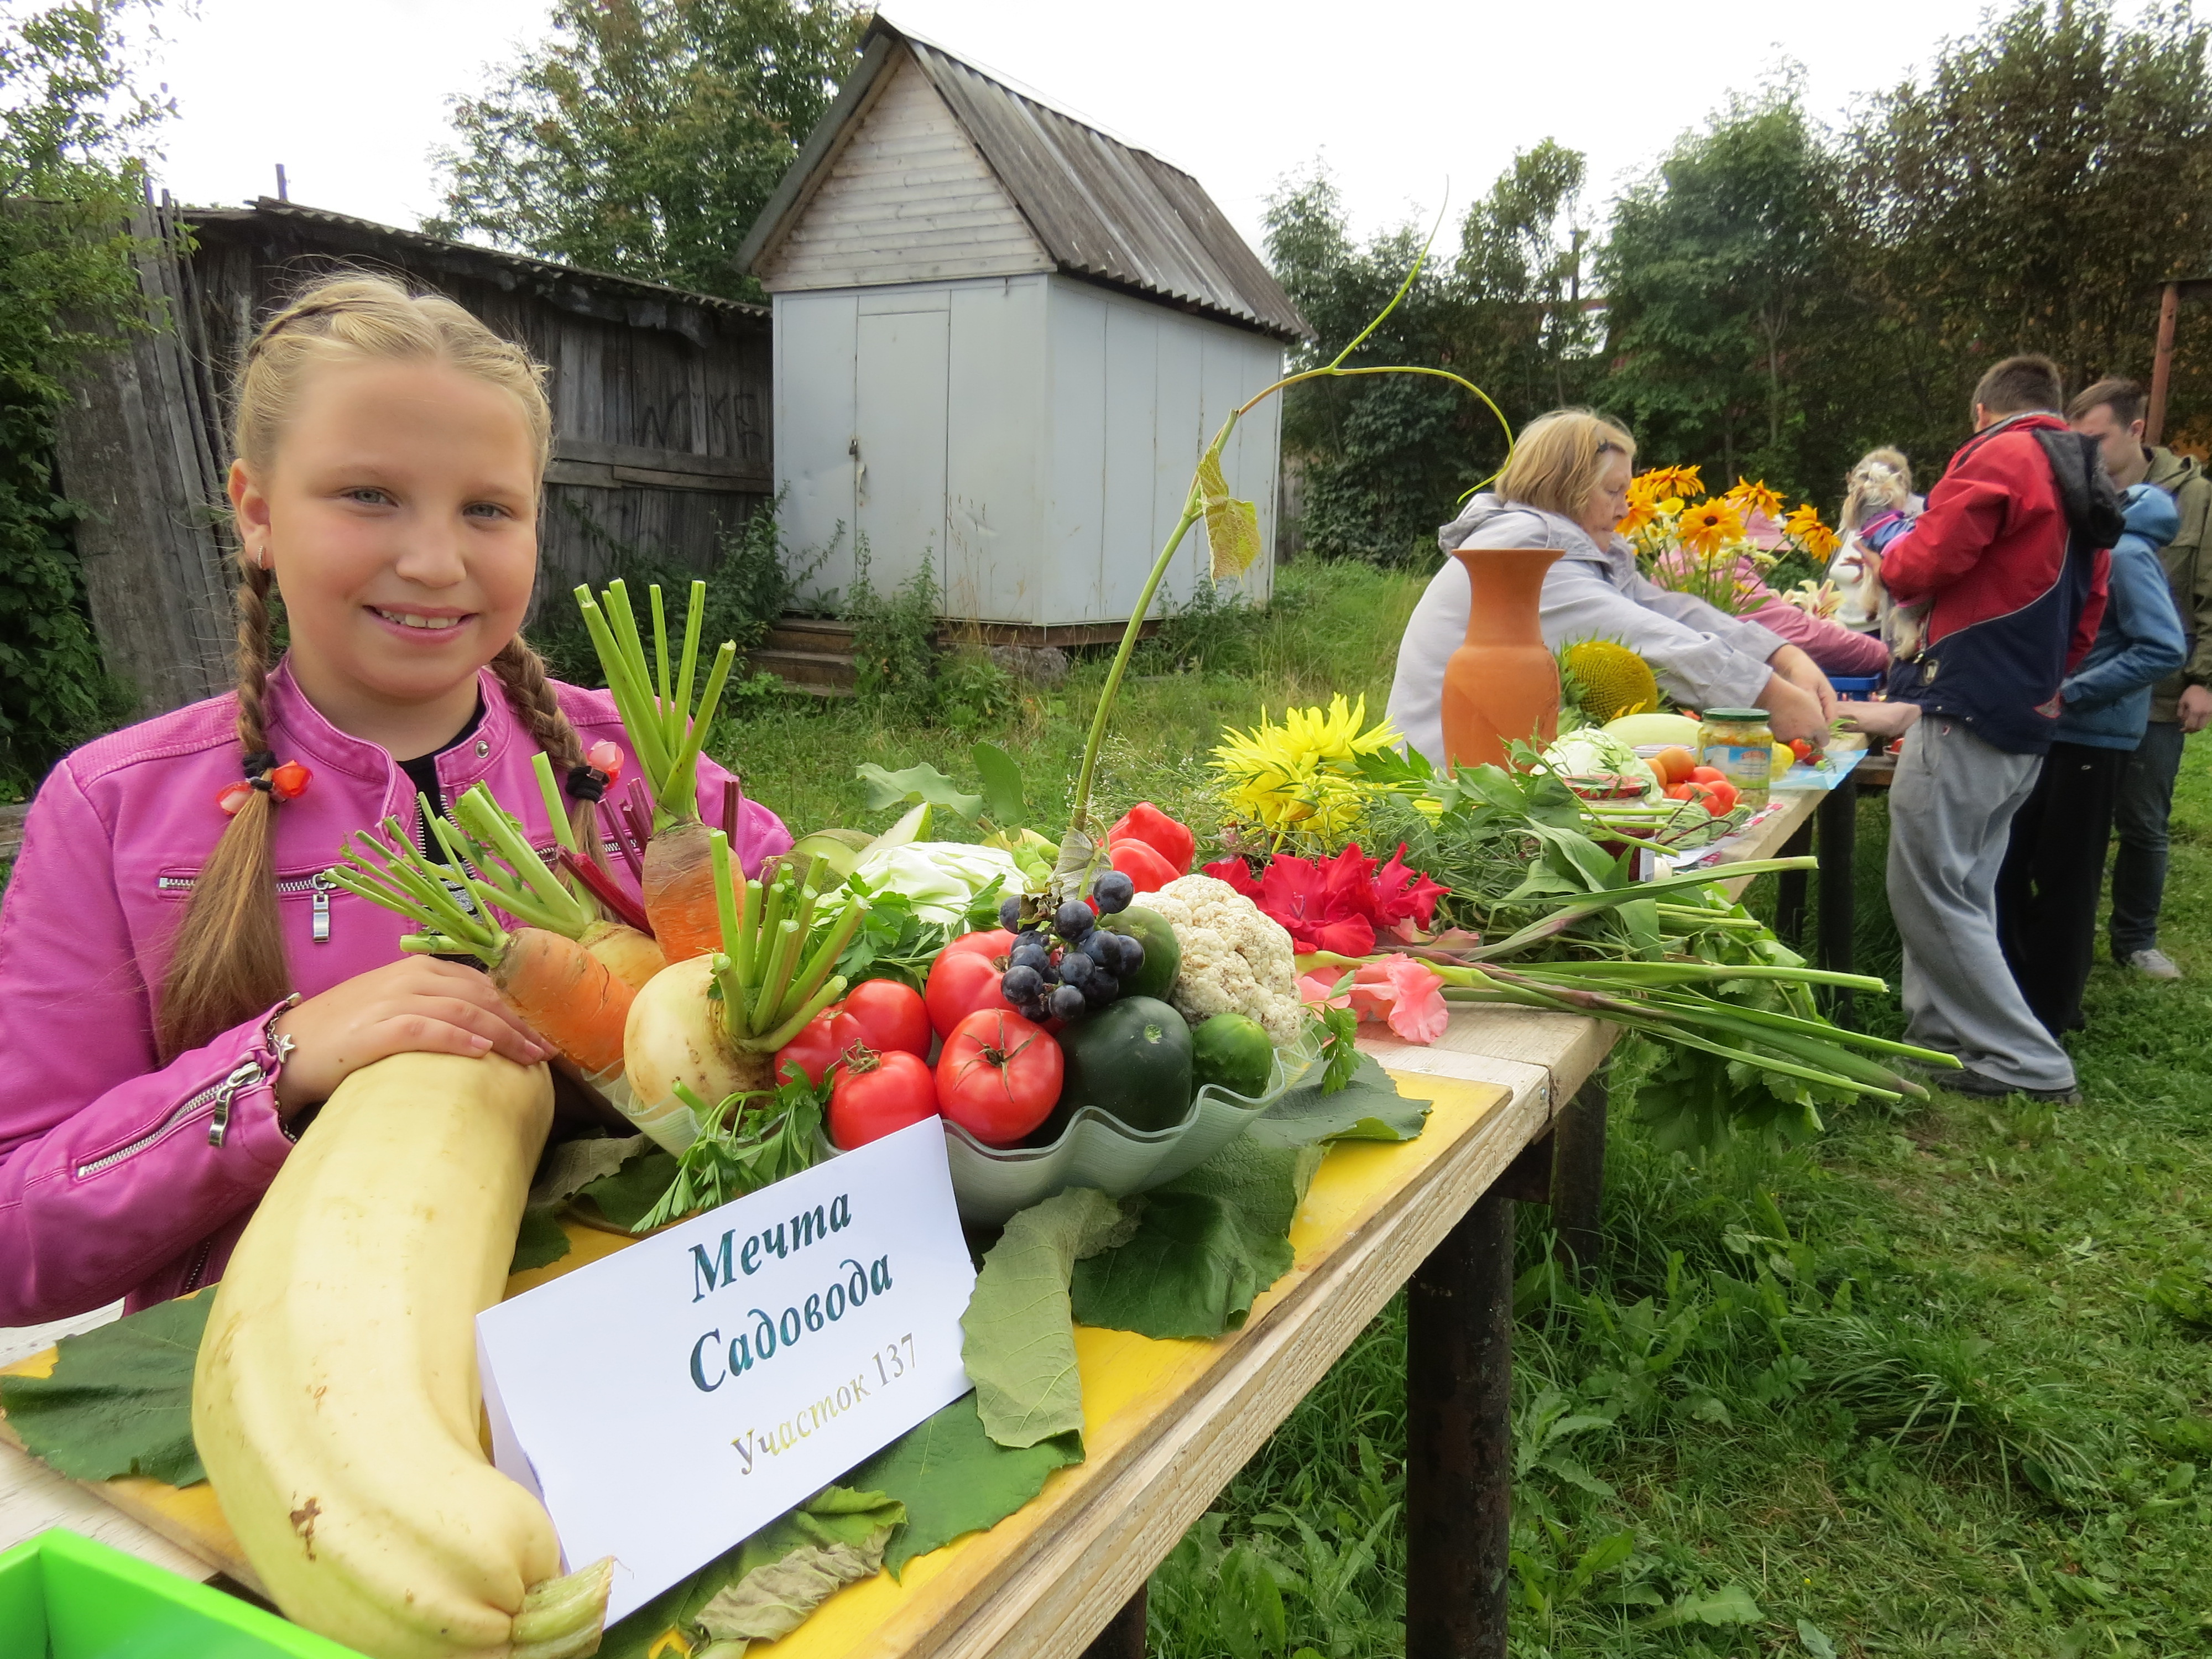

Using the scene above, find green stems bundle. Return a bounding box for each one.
[706,830,868,1055]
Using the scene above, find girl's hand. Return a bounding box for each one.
[270,958,550,1114]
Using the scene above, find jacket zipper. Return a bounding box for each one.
[74,1057,270,1178]
[160,870,334,942]
[179,1235,217,1295]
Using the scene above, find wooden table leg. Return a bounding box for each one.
[1406,1185,1516,1658]
[1548,1074,1607,1285]
[1081,1585,1147,1659]
[1817,774,1859,1026]
[1775,817,1813,946]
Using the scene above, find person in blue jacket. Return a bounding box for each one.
[1997,482,2187,1036]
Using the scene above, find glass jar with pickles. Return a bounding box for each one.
[1697,708,1773,808]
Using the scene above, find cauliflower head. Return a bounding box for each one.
[1145,874,1306,1046]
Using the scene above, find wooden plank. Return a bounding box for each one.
[1714,790,1823,900]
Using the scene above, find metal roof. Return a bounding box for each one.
[738,18,1312,343]
[190,198,769,319]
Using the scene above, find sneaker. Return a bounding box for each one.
[2121,948,2183,980]
[1942,1067,2080,1104]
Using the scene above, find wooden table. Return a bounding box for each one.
[1704,774,1865,1025]
[1,1006,1617,1659]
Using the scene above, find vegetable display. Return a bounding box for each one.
[192,1052,613,1658]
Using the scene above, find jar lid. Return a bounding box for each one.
[1702,708,1770,719]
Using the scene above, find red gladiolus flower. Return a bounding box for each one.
[1204,844,1451,957]
[1374,844,1447,929]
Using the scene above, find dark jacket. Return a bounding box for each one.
[2056,484,2187,750]
[1881,413,2117,755]
[2143,446,2212,723]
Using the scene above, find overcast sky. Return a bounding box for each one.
[141,0,2006,258]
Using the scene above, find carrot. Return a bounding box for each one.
[327,812,634,1074]
[571,579,738,959]
[643,821,722,961]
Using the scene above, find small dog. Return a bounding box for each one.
[1833,448,1928,662]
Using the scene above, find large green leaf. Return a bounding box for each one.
[1070,1141,1324,1340]
[509,1206,573,1274]
[577,1146,680,1230]
[961,1187,1131,1448]
[847,1395,1083,1577]
[1,1295,210,1486]
[970,741,1029,829]
[855,761,982,821]
[1246,1054,1431,1148]
[600,1486,904,1659]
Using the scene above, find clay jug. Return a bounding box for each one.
[1440,545,1564,771]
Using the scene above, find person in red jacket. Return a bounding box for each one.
[1877,354,2120,1103]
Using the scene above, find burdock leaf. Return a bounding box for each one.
[509,1206,573,1274]
[1197,446,1262,579]
[1247,1053,1430,1147]
[847,1395,1083,1577]
[855,761,982,821]
[1,1295,211,1486]
[961,1187,1131,1447]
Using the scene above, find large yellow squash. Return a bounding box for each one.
[192,1052,610,1659]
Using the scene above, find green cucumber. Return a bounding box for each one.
[1191,1012,1273,1099]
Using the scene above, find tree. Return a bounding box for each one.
[0,0,167,793]
[430,0,867,301]
[1600,90,1847,497]
[1847,0,2212,468]
[1266,152,1596,566]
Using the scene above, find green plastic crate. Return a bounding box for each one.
[0,1528,361,1658]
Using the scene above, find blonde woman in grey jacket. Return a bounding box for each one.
[1386,409,1838,768]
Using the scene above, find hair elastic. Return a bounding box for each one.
[565,765,608,803]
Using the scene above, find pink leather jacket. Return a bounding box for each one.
[0,661,790,1323]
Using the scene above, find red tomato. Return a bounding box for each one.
[774,1009,862,1087]
[828,1048,938,1149]
[1107,804,1196,874]
[943,928,1015,959]
[1681,779,1734,815]
[1706,780,1741,813]
[1665,781,1695,801]
[936,1009,1062,1144]
[1689,765,1726,784]
[925,939,1016,1039]
[842,978,931,1058]
[1788,738,1814,762]
[1108,836,1181,894]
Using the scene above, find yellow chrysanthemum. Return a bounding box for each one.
[1212,695,1402,839]
[1676,500,1745,557]
[1724,477,1784,521]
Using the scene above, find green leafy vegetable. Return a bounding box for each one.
[636,1070,832,1232]
[1070,1142,1324,1340]
[577,1146,681,1230]
[856,760,982,821]
[509,1206,572,1274]
[960,1188,1133,1448]
[1,1295,211,1486]
[1248,1053,1430,1148]
[1315,1003,1360,1095]
[600,1486,904,1659]
[846,1395,1083,1577]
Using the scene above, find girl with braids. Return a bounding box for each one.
[0,274,789,1323]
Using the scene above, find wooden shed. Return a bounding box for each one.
[737,18,1312,641]
[58,196,771,718]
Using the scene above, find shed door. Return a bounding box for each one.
[854,308,950,592]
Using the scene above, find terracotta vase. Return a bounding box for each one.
[1440,546,1565,771]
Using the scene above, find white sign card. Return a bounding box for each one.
[477,1117,978,1624]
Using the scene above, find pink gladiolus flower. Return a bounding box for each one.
[1348,954,1449,1044]
[1297,971,1352,1009]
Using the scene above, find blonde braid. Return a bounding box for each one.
[488,637,601,849]
[155,556,292,1060]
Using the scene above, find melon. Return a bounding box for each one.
[1603,712,1704,749]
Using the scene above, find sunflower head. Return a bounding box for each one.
[1561,638,1661,723]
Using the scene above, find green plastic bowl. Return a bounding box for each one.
[0,1527,360,1658]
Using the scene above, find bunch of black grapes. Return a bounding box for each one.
[996,873,1145,1021]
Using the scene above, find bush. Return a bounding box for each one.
[843,539,940,709]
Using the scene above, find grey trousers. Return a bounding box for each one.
[1886,718,2077,1090]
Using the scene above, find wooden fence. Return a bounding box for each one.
[55,196,774,718]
